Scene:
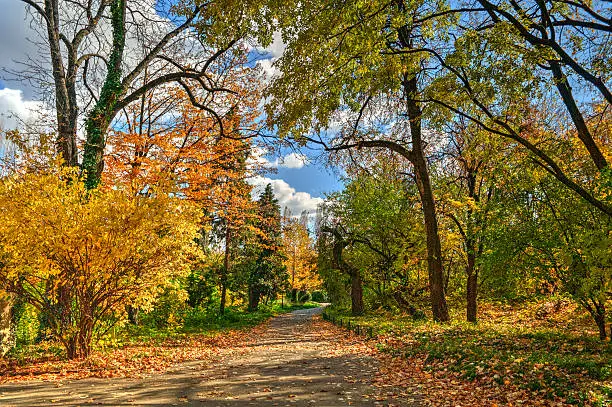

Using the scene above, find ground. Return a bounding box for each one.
[0,307,418,406]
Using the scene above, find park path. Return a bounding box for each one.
[0,307,417,406]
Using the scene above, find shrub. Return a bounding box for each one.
[0,169,202,358]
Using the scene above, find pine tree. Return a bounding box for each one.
[247,184,288,311]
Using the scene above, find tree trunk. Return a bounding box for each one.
[82,0,126,189]
[595,313,607,341]
[220,227,231,315]
[594,306,607,341]
[0,292,13,356]
[466,252,478,323]
[404,76,449,322]
[248,286,260,312]
[350,270,364,316]
[43,0,79,167]
[65,318,93,359]
[127,306,139,325]
[584,300,607,340]
[219,284,227,315]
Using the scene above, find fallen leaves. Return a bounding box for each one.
[0,328,259,383]
[322,301,612,407]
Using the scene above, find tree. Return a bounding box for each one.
[469,0,610,171]
[247,184,287,311]
[101,78,262,316]
[282,209,320,299]
[0,166,201,358]
[318,159,427,315]
[263,0,453,321]
[437,120,505,322]
[18,0,262,188]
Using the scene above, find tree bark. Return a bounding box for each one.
[127,306,139,325]
[466,252,478,323]
[82,0,126,189]
[404,76,450,322]
[0,292,12,356]
[593,303,607,341]
[43,0,79,166]
[350,269,364,316]
[220,227,231,315]
[248,285,260,312]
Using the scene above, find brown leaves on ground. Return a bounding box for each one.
[0,326,267,384]
[315,312,610,407]
[375,351,561,407]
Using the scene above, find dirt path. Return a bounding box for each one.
[0,307,417,406]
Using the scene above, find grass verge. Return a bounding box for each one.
[324,300,611,406]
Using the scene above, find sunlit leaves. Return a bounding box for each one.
[0,167,202,358]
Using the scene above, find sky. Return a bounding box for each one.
[0,0,343,215]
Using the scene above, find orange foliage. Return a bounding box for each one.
[103,62,262,225]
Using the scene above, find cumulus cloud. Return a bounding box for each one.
[0,0,43,98]
[255,31,286,80]
[249,147,310,170]
[277,152,310,169]
[250,176,323,216]
[0,88,48,131]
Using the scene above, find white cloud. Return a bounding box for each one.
[249,176,323,216]
[255,31,286,80]
[248,146,310,170]
[277,152,310,169]
[0,88,47,131]
[0,0,44,98]
[264,31,287,59]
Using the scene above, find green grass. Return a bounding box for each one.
[114,300,321,345]
[324,303,612,406]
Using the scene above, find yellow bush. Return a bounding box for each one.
[0,168,202,358]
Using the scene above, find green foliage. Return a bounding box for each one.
[311,290,328,302]
[140,287,190,329]
[186,267,219,309]
[317,163,428,312]
[13,302,40,346]
[245,184,289,311]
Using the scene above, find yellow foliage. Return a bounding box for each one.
[282,218,321,292]
[0,167,202,357]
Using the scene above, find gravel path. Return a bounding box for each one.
[0,307,417,406]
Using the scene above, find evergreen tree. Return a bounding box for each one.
[247,184,288,311]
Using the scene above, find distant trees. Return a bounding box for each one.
[317,161,426,316]
[282,209,320,300]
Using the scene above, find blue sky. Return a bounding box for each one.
[275,164,341,198]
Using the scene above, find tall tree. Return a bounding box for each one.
[282,210,320,299]
[263,0,452,321]
[437,119,506,322]
[18,0,261,188]
[247,184,287,311]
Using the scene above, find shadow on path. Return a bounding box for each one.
[0,307,419,406]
